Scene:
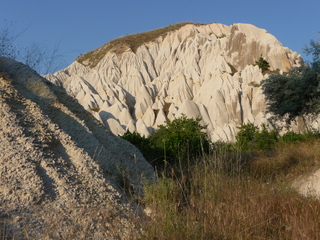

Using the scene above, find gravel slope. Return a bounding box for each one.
[0,57,154,239]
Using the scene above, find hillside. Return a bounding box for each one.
[0,57,154,239]
[45,22,302,141]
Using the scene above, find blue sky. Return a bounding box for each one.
[2,0,320,73]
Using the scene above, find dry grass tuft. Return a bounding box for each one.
[248,139,320,181]
[77,22,203,68]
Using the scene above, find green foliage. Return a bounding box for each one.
[236,123,258,141]
[121,131,162,164]
[279,131,305,143]
[262,35,320,125]
[236,123,259,150]
[254,124,279,150]
[149,115,210,166]
[304,34,320,73]
[121,130,148,147]
[262,66,320,123]
[236,123,278,151]
[121,115,210,169]
[255,56,270,73]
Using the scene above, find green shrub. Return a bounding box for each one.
[121,115,210,169]
[236,123,278,151]
[254,124,279,150]
[262,33,320,126]
[235,123,259,150]
[120,131,162,166]
[255,56,270,73]
[262,66,319,124]
[280,131,305,143]
[149,115,210,167]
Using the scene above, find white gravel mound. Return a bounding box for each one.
[0,57,154,239]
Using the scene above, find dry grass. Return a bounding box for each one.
[0,219,8,240]
[2,139,320,239]
[248,139,320,182]
[77,22,202,68]
[138,141,320,240]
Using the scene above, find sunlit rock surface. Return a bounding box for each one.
[45,23,301,141]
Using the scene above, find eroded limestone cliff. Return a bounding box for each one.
[45,23,302,141]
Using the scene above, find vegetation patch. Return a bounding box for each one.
[261,34,320,125]
[77,22,203,68]
[255,56,270,74]
[121,115,210,171]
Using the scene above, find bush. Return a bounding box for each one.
[120,131,162,166]
[262,66,320,124]
[235,123,259,150]
[121,115,210,169]
[236,123,278,151]
[149,115,210,167]
[254,124,279,150]
[280,131,305,143]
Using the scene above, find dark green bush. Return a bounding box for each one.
[149,115,210,167]
[236,123,278,151]
[120,130,163,166]
[254,124,279,150]
[280,131,305,143]
[262,66,319,123]
[235,123,259,150]
[255,56,270,73]
[262,35,320,125]
[121,115,210,169]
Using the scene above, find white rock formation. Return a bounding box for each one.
[45,23,302,141]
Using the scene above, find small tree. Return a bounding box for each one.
[236,123,259,150]
[262,66,319,123]
[121,115,210,169]
[304,34,320,73]
[262,35,320,125]
[255,56,270,73]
